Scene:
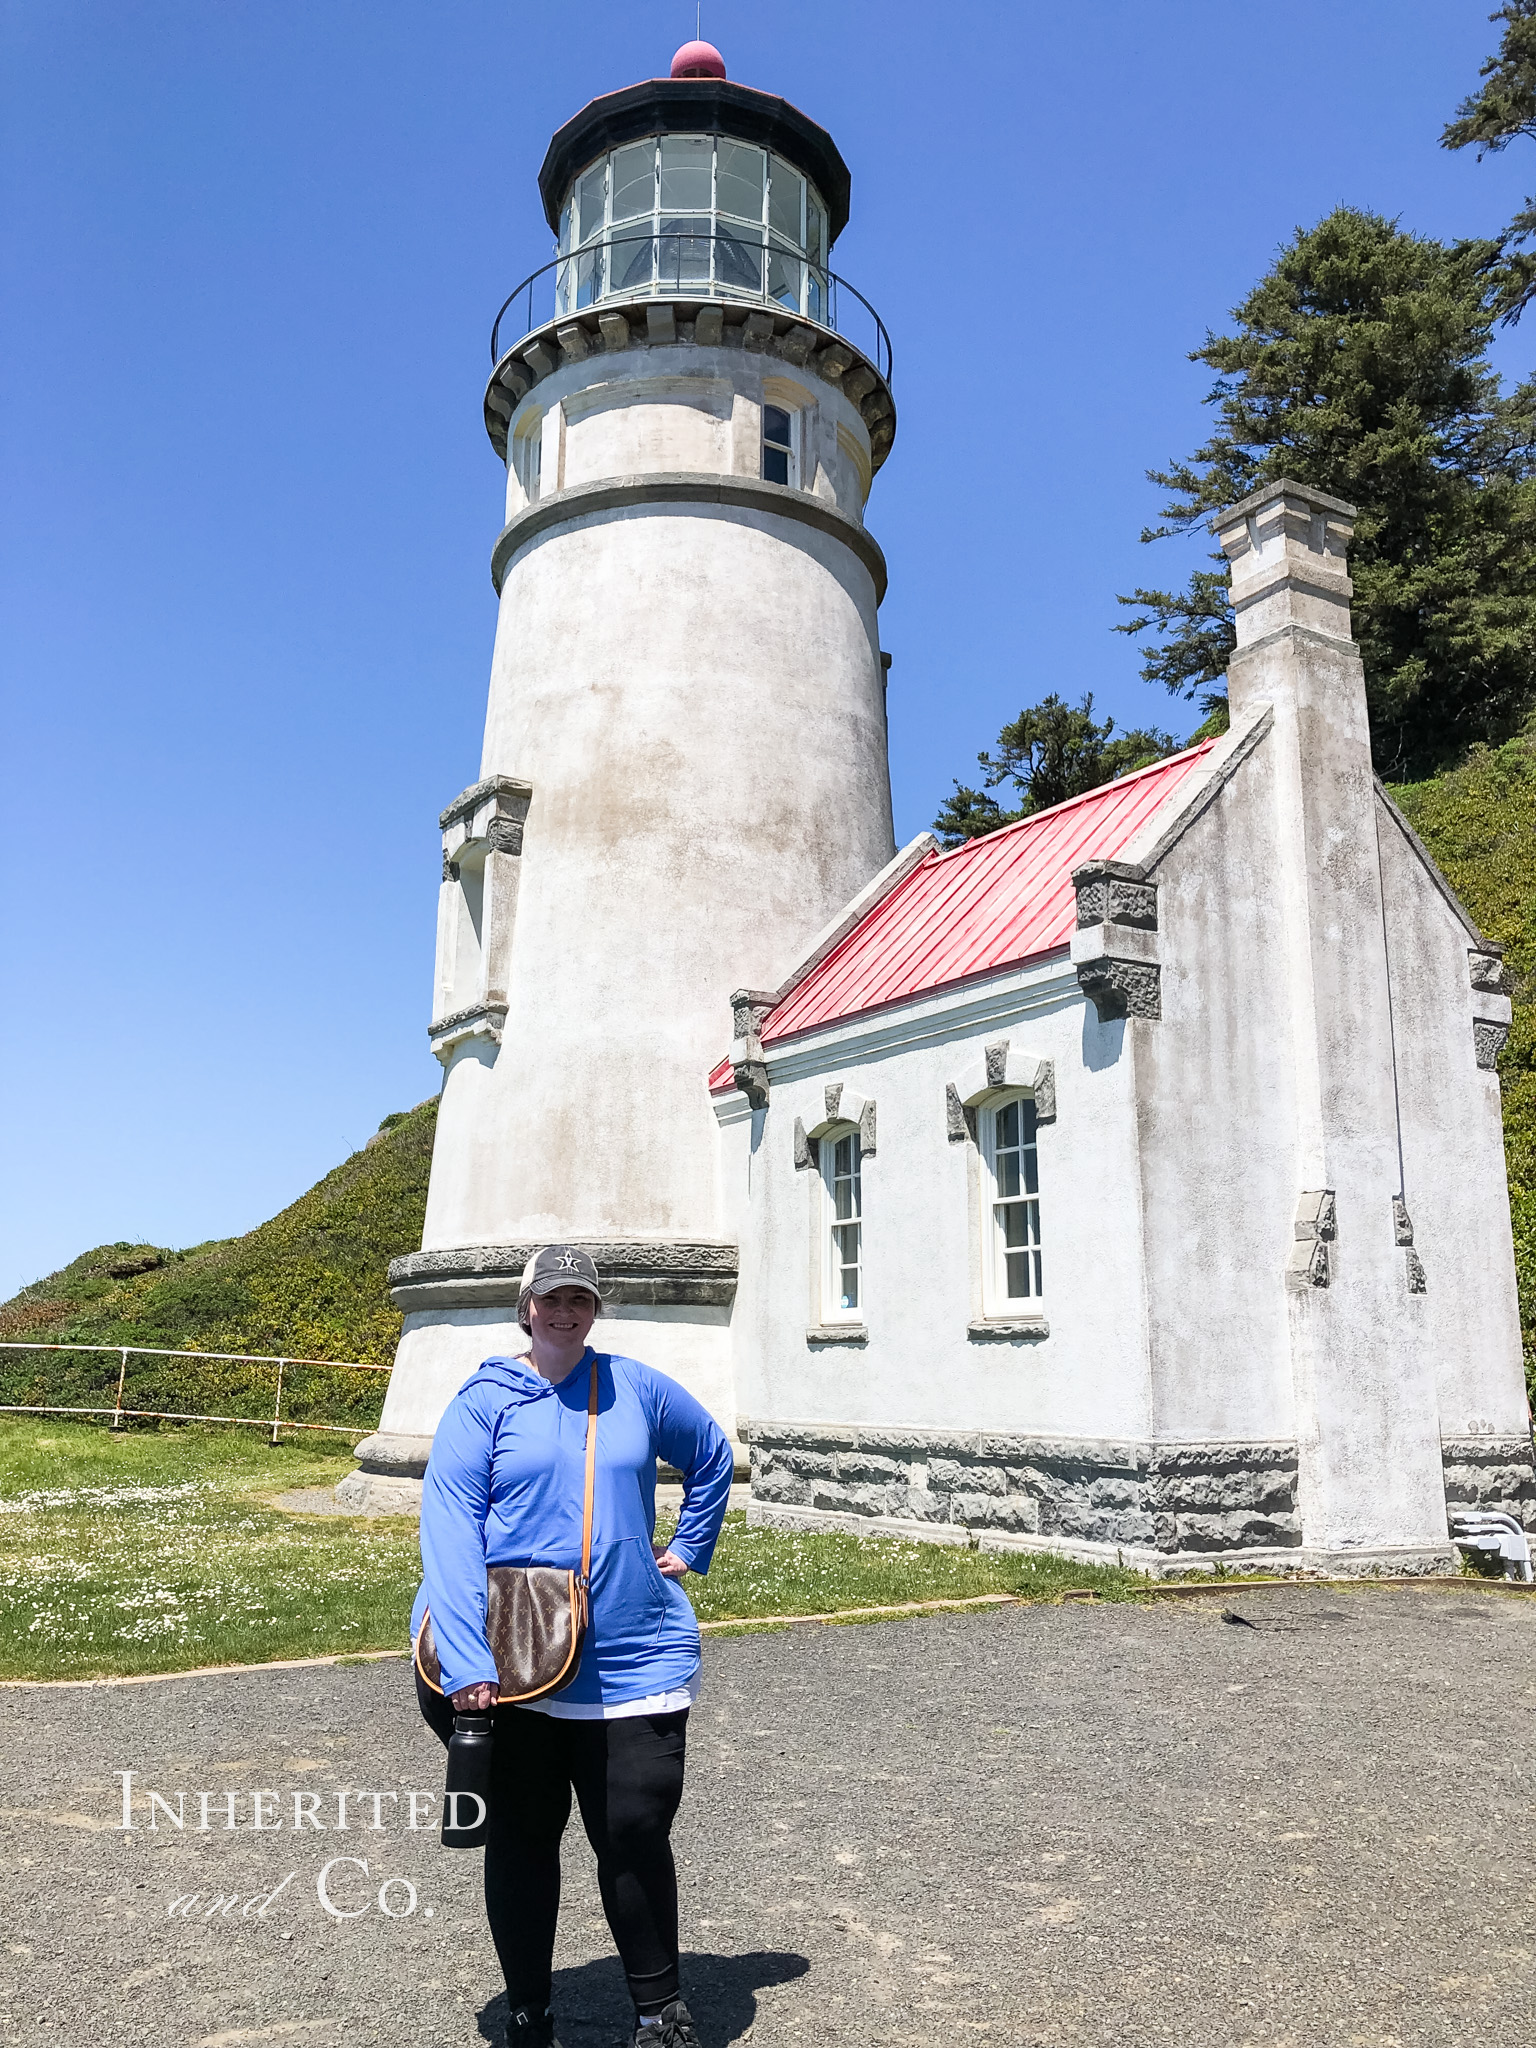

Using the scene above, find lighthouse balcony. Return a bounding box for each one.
[483,241,894,477]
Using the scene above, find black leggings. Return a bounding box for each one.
[418,1670,688,2017]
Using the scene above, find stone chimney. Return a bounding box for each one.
[1220,480,1356,663]
[1211,479,1451,1567]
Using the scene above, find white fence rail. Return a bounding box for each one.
[0,1341,390,1442]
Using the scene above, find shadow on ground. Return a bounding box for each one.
[478,1949,811,2045]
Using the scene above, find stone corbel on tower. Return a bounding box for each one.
[1470,945,1513,1072]
[1286,1188,1336,1288]
[1070,860,1160,1021]
[729,989,776,1109]
[428,775,533,1064]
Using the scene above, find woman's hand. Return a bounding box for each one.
[653,1546,689,1579]
[451,1682,498,1712]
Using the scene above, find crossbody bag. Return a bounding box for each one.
[414,1353,598,1705]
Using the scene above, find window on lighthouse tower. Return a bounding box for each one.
[762,405,795,486]
[512,417,542,504]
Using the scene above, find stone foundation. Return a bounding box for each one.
[1441,1436,1536,1530]
[742,1420,1301,1560]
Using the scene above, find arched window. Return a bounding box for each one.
[981,1096,1042,1310]
[819,1126,862,1322]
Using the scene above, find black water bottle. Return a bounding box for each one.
[441,1711,494,1848]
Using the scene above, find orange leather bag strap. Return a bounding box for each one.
[579,1353,599,1585]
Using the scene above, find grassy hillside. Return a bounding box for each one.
[1394,731,1536,1402]
[0,1099,437,1428]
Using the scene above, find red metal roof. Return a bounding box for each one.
[708,744,1212,1087]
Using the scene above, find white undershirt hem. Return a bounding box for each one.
[523,1666,701,1720]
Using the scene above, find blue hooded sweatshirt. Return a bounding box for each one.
[410,1350,734,1704]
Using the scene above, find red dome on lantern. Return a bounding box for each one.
[670,40,726,79]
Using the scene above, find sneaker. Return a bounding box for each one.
[633,2001,702,2048]
[506,2007,563,2048]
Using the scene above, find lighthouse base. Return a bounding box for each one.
[333,1434,432,1515]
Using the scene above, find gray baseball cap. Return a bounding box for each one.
[518,1244,604,1301]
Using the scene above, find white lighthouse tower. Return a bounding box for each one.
[346,42,899,1504]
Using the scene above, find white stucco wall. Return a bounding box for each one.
[729,961,1153,1441]
[1375,799,1527,1437]
[424,499,892,1249]
[1196,483,1465,1561]
[503,345,874,524]
[1130,730,1300,1444]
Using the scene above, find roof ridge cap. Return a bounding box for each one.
[931,738,1214,859]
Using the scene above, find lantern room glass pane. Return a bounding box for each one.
[611,142,654,222]
[577,163,607,244]
[657,219,711,288]
[715,223,764,294]
[769,158,804,243]
[807,200,827,271]
[767,245,804,311]
[660,134,711,212]
[717,140,765,223]
[573,244,604,308]
[609,231,655,294]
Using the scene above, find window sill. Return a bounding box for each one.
[806,1323,868,1345]
[968,1315,1049,1341]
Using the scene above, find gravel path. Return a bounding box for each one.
[0,1584,1532,2046]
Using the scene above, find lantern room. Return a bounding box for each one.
[537,47,853,330]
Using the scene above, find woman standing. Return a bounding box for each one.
[412,1244,734,2048]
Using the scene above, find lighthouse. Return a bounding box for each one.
[346,42,899,1504]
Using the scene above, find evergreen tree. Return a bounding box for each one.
[1115,208,1536,776]
[1443,0,1536,323]
[933,693,1180,847]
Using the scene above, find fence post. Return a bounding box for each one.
[111,1348,128,1431]
[270,1360,286,1446]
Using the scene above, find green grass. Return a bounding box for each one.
[1392,726,1536,1402]
[0,1420,1140,1682]
[0,1422,419,1681]
[658,1510,1144,1621]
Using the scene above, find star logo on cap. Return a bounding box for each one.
[556,1251,579,1271]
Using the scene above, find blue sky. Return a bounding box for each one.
[3,0,1533,1297]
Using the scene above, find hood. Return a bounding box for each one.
[459,1354,559,1408]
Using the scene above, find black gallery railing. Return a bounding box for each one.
[491,232,892,385]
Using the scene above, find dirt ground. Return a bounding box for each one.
[1,1583,1532,2046]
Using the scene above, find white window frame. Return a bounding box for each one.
[511,415,542,504]
[818,1125,863,1323]
[761,402,797,488]
[979,1093,1043,1313]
